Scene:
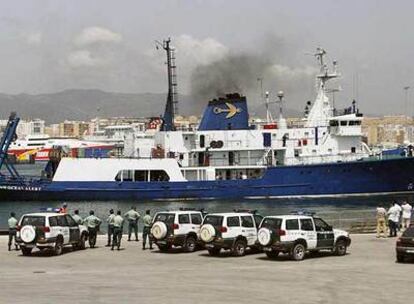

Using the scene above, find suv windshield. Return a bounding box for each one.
[260,218,282,229]
[402,227,414,237]
[154,213,175,225]
[203,215,223,227]
[21,216,45,227]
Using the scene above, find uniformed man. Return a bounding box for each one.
[124,206,140,241]
[106,209,115,247]
[142,210,153,250]
[83,210,102,248]
[112,210,124,251]
[72,209,83,225]
[376,204,387,238]
[8,212,19,251]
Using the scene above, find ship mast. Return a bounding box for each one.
[305,47,340,127]
[156,38,178,131]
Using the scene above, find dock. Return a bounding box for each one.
[0,233,412,304]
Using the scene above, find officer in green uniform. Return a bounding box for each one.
[106,209,115,247]
[8,212,19,251]
[112,210,124,251]
[72,210,83,225]
[142,210,153,250]
[124,207,140,241]
[83,210,101,248]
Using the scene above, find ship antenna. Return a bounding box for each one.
[156,38,178,131]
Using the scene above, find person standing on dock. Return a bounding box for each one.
[7,212,19,251]
[59,203,68,214]
[72,210,83,225]
[124,207,140,242]
[106,209,115,247]
[142,210,153,250]
[388,202,400,237]
[376,204,387,238]
[83,211,102,248]
[112,210,124,251]
[401,201,412,230]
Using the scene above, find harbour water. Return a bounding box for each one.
[1,164,411,231]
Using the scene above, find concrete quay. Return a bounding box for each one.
[0,234,413,304]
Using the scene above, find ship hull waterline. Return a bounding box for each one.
[1,157,413,201]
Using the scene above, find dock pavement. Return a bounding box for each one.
[0,234,413,304]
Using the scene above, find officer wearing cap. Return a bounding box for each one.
[112,210,124,251]
[72,210,83,225]
[124,206,140,241]
[106,209,115,247]
[7,212,19,251]
[83,210,101,248]
[142,210,153,250]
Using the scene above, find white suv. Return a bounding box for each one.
[257,214,351,261]
[150,210,204,252]
[16,212,88,256]
[199,212,263,256]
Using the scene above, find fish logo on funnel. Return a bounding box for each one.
[213,102,242,118]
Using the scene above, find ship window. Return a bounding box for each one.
[150,170,170,182]
[134,170,148,182]
[340,121,347,126]
[115,171,122,181]
[200,135,205,148]
[329,120,339,127]
[351,147,356,153]
[122,170,133,182]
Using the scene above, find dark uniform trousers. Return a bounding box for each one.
[112,227,123,249]
[128,220,138,240]
[142,226,152,248]
[107,224,114,245]
[8,228,17,250]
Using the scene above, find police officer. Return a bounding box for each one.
[106,209,115,247]
[142,210,153,250]
[8,212,19,251]
[124,206,140,241]
[72,209,83,225]
[112,210,124,251]
[83,210,101,248]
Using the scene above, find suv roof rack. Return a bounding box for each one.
[233,209,258,214]
[290,210,315,216]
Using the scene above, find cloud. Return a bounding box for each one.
[67,50,105,68]
[26,32,42,45]
[74,26,122,46]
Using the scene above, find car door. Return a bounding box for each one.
[313,218,335,248]
[226,216,241,240]
[299,218,317,249]
[56,215,70,244]
[177,213,191,236]
[241,215,257,246]
[190,213,203,234]
[65,215,80,244]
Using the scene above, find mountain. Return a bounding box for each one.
[0,89,301,123]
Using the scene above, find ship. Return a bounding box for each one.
[7,134,115,162]
[1,44,414,201]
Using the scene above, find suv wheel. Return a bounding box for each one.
[396,254,405,263]
[334,240,347,256]
[233,239,247,257]
[78,234,87,250]
[184,236,197,253]
[265,250,279,259]
[292,243,306,261]
[208,248,221,256]
[21,247,32,256]
[54,239,63,256]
